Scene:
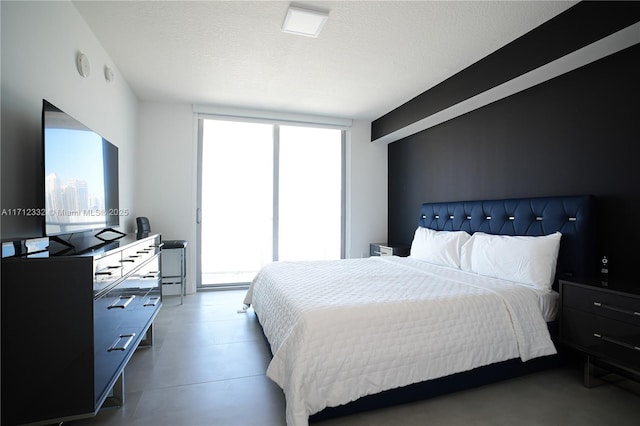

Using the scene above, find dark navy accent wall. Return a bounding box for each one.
[372,1,640,141]
[387,43,640,278]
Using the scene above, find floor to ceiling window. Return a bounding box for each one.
[197,116,345,288]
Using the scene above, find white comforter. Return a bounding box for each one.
[243,256,556,426]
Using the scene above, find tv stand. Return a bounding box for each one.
[1,234,163,425]
[95,227,126,241]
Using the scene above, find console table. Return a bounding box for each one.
[1,234,163,425]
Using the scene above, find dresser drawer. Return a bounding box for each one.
[562,283,640,326]
[93,252,123,295]
[94,281,142,336]
[120,244,147,275]
[93,325,141,404]
[119,236,161,275]
[117,257,162,327]
[562,307,640,370]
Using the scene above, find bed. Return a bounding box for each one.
[243,195,595,425]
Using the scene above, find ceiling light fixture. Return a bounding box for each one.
[282,5,329,38]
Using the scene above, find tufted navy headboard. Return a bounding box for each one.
[417,195,596,281]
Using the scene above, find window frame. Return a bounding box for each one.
[195,112,348,290]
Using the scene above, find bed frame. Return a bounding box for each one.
[310,194,596,422]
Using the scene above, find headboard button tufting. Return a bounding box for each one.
[417,195,595,279]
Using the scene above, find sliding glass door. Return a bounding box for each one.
[278,125,342,261]
[199,120,274,285]
[198,118,344,288]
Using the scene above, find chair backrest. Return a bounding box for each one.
[136,217,151,238]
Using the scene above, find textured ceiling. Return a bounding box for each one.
[73,1,576,120]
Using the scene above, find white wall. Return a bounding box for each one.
[346,120,388,258]
[136,103,387,294]
[136,102,197,293]
[1,1,139,238]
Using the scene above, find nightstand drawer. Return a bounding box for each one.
[370,243,409,257]
[562,307,640,370]
[562,283,640,326]
[379,245,393,256]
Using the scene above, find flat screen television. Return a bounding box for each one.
[42,100,120,238]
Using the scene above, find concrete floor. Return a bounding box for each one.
[70,290,640,426]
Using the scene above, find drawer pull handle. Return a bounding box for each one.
[593,301,640,317]
[120,259,136,263]
[108,295,135,309]
[136,250,150,254]
[593,333,640,351]
[144,297,161,307]
[108,333,136,352]
[95,271,113,276]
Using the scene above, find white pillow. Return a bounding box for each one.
[460,231,562,290]
[410,227,471,269]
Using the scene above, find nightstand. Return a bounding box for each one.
[369,243,409,257]
[560,277,640,387]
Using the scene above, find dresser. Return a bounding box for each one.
[560,277,640,386]
[1,234,162,425]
